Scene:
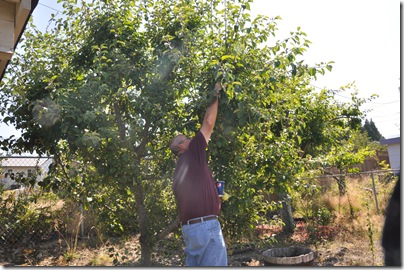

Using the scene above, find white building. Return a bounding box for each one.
[380,137,400,175]
[0,156,53,189]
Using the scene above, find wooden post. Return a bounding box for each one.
[80,204,84,237]
[371,172,380,214]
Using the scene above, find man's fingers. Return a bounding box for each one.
[214,82,222,91]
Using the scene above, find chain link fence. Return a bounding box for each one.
[0,156,400,261]
[315,169,399,213]
[0,156,58,249]
[0,192,60,247]
[0,156,53,190]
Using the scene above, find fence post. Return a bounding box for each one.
[80,204,84,237]
[371,172,380,214]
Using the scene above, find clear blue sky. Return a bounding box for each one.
[1,0,401,139]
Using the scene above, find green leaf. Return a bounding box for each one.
[210,60,219,66]
[309,67,317,76]
[238,115,247,125]
[76,74,85,80]
[221,55,235,61]
[287,54,295,63]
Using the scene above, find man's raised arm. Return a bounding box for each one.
[200,83,222,144]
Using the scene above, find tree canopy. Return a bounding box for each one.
[0,0,374,265]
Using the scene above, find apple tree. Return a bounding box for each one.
[0,0,370,264]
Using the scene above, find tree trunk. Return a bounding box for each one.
[280,193,295,233]
[337,169,346,196]
[139,234,152,266]
[133,176,153,266]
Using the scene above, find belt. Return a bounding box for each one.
[181,215,218,226]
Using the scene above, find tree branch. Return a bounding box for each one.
[113,103,126,140]
[323,170,340,182]
[155,217,180,241]
[135,115,151,157]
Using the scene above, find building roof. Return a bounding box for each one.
[380,137,400,145]
[0,0,39,82]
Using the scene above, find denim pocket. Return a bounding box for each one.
[207,219,220,233]
[183,223,209,251]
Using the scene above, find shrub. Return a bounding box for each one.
[0,187,61,247]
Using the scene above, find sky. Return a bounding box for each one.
[250,0,401,139]
[1,0,401,139]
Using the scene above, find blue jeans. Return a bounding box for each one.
[181,219,227,266]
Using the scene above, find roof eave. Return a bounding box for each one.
[0,0,39,82]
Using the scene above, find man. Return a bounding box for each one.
[169,82,227,266]
[382,177,401,266]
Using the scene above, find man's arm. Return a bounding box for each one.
[200,83,222,144]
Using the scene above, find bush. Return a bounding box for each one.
[0,187,61,247]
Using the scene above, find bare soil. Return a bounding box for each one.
[0,220,385,267]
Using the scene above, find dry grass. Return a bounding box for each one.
[0,173,396,266]
[311,174,396,266]
[87,252,113,266]
[322,175,393,237]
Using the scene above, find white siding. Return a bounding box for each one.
[387,143,400,172]
[0,157,53,189]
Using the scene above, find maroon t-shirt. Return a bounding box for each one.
[172,131,220,223]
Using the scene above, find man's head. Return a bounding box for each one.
[170,134,191,156]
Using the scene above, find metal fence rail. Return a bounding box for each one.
[1,156,57,249]
[0,166,399,255]
[0,156,53,189]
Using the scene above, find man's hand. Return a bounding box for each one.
[214,82,222,97]
[220,192,230,202]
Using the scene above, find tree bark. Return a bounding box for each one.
[156,218,180,241]
[323,170,346,197]
[337,169,346,196]
[280,193,295,233]
[139,234,152,266]
[133,174,152,266]
[113,103,126,140]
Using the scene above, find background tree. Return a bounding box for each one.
[323,129,375,196]
[362,118,383,141]
[0,0,372,265]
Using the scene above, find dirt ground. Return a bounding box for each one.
[0,221,385,267]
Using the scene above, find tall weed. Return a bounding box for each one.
[54,200,84,261]
[292,173,393,241]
